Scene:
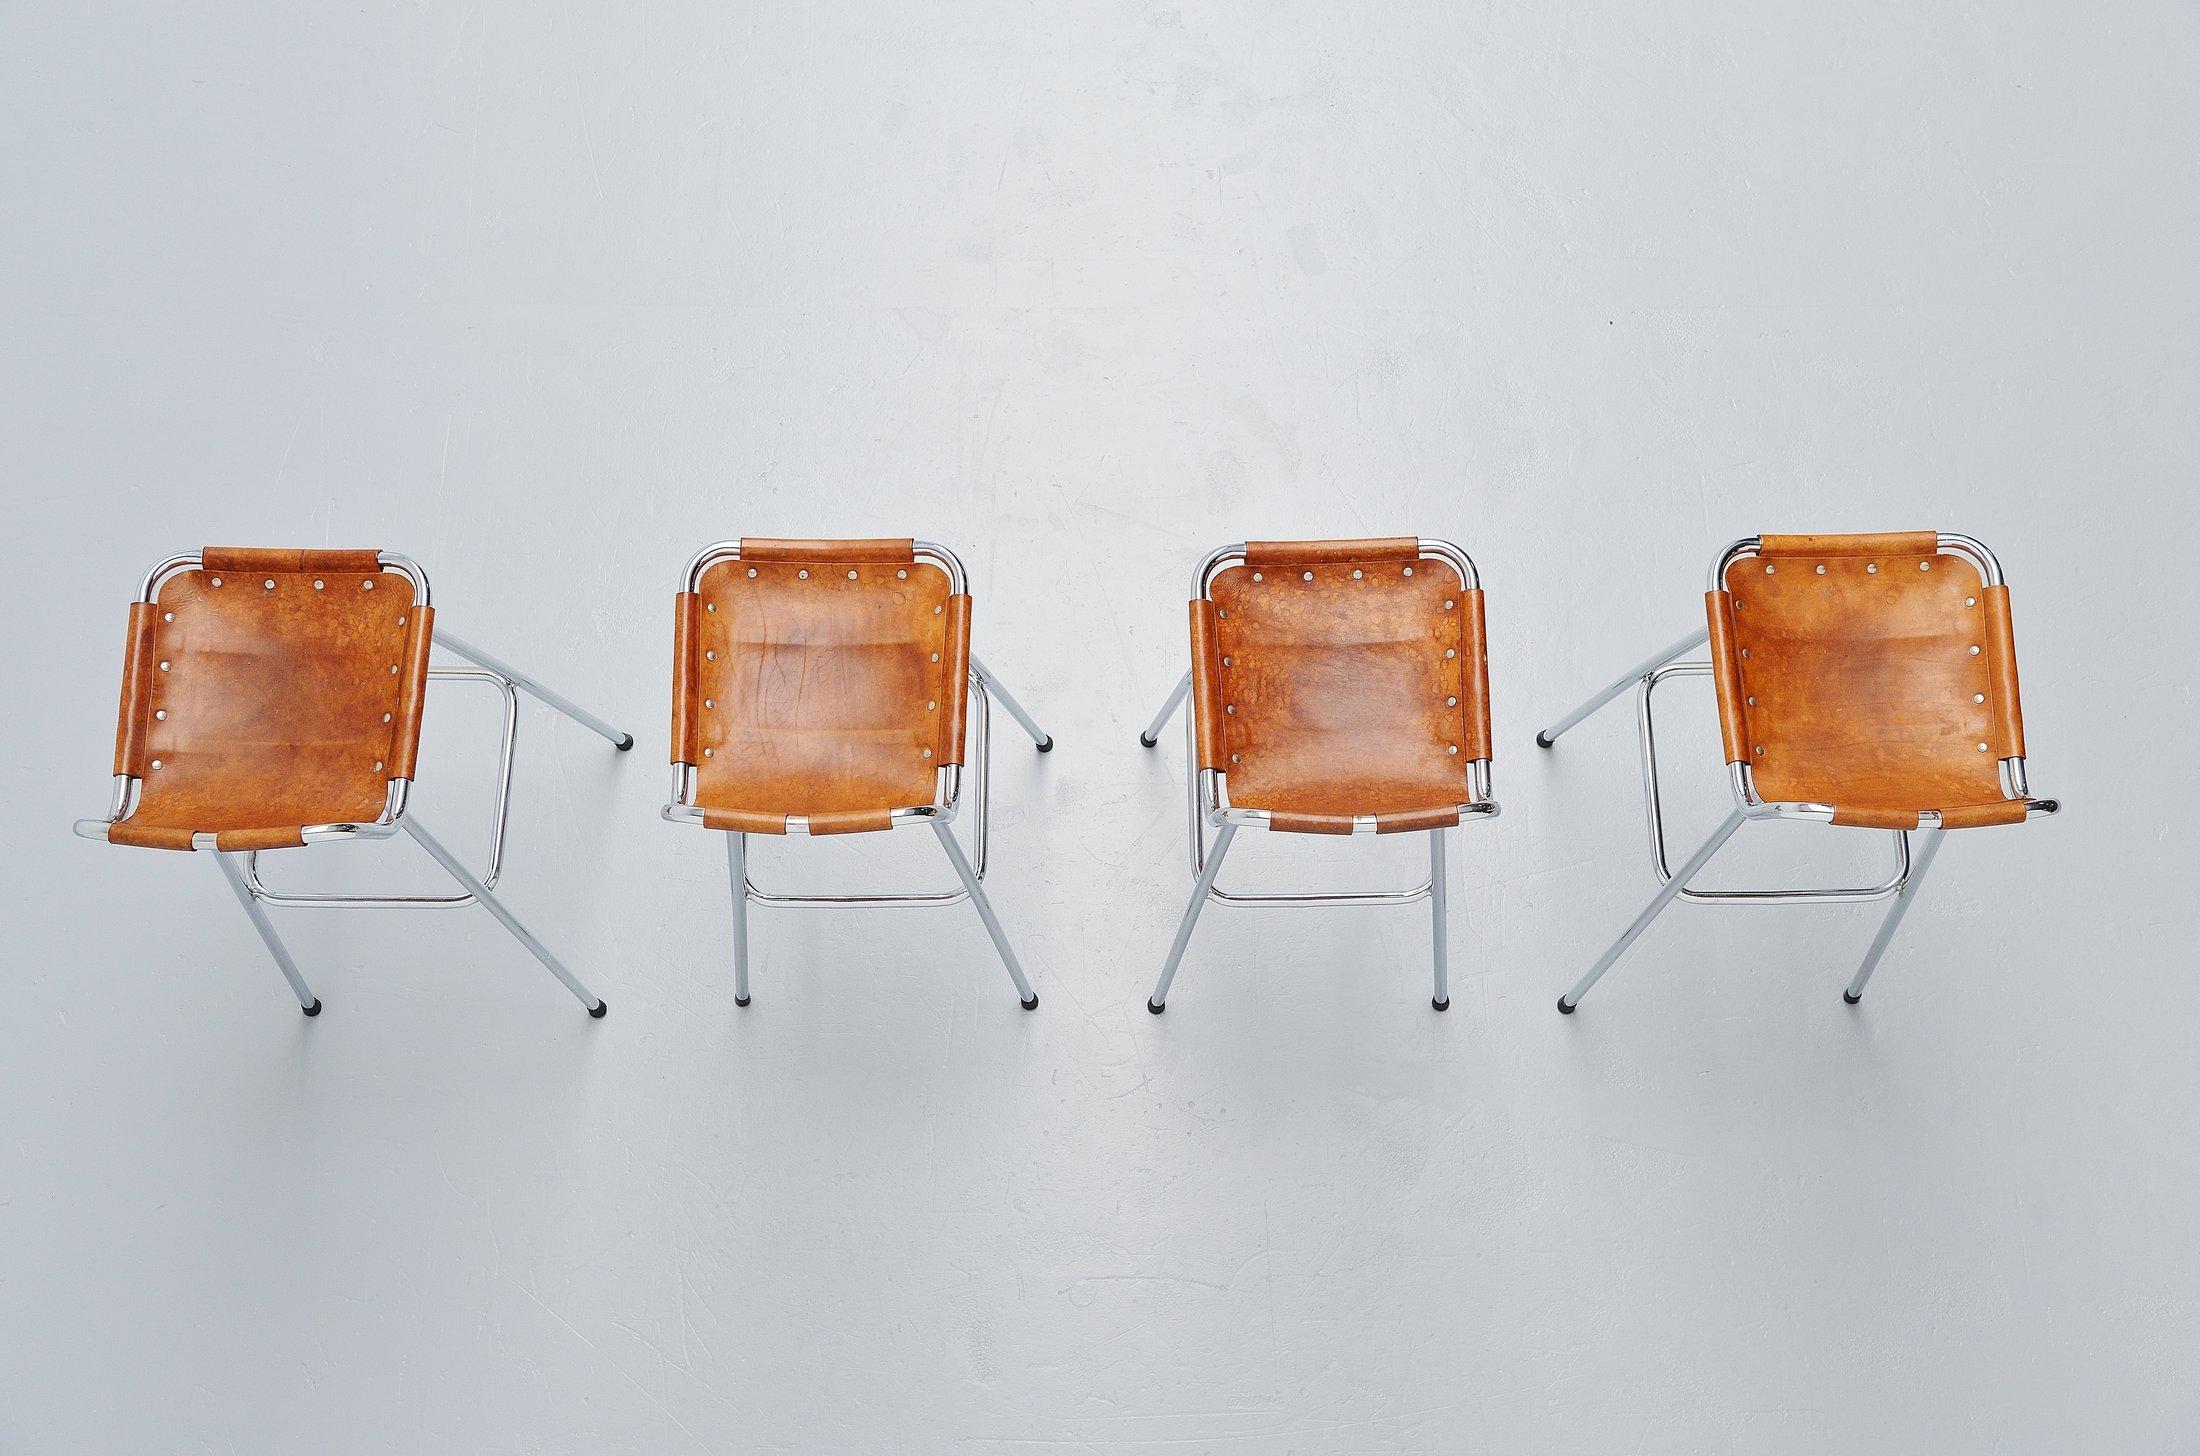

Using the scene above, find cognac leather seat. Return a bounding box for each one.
[671,538,969,835]
[1192,538,1491,833]
[105,548,432,851]
[1707,532,2028,829]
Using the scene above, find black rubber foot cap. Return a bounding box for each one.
[1432,997,1450,1012]
[1021,993,1039,1010]
[588,999,608,1019]
[1036,736,1054,752]
[1843,990,1862,1005]
[1536,732,1554,749]
[735,995,751,1007]
[615,734,635,752]
[301,998,322,1017]
[1147,998,1166,1015]
[1556,996,1577,1015]
[1138,732,1158,748]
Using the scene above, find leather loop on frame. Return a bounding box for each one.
[670,591,702,764]
[1982,584,2025,759]
[1244,538,1418,567]
[1458,587,1492,763]
[114,602,158,776]
[1756,532,1937,559]
[386,605,434,781]
[939,594,972,765]
[738,538,915,565]
[1189,599,1225,771]
[1704,589,1750,766]
[201,546,384,575]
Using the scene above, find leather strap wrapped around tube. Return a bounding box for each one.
[201,546,384,575]
[114,602,158,776]
[738,538,915,564]
[1704,589,1750,766]
[1189,598,1225,771]
[385,605,434,781]
[1982,584,2025,759]
[939,594,972,765]
[1244,537,1418,567]
[670,591,702,764]
[1459,587,1493,764]
[1756,532,1937,559]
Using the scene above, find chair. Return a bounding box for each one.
[1136,538,1499,1011]
[76,547,633,1017]
[661,538,1052,1008]
[1538,531,2059,1012]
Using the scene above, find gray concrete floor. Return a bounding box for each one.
[3,3,2196,1450]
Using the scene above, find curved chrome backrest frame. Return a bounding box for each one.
[1707,534,2054,824]
[76,550,427,845]
[663,538,971,832]
[1188,538,1498,832]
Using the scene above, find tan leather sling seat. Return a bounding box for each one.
[1142,537,1499,1013]
[106,548,432,851]
[81,546,628,1019]
[1542,530,2056,1015]
[1192,538,1492,834]
[1706,531,2028,830]
[664,537,1050,1010]
[672,538,970,835]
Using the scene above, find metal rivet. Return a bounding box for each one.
[705,650,716,661]
[1754,746,1764,756]
[150,759,162,769]
[927,700,936,710]
[1252,572,1263,582]
[1403,566,1414,576]
[389,664,399,675]
[396,616,407,627]
[1230,753,1240,763]
[703,698,713,708]
[1352,569,1363,579]
[363,579,375,589]
[210,577,223,587]
[931,652,940,662]
[704,747,714,757]
[1815,564,1826,574]
[1867,563,1879,574]
[154,709,166,720]
[1978,743,1990,752]
[1919,561,1931,571]
[1447,745,1459,755]
[797,569,809,579]
[1965,596,1977,607]
[1746,696,1757,706]
[374,760,383,772]
[1969,645,1981,655]
[1446,695,1458,707]
[1764,564,1774,574]
[934,604,943,614]
[1225,705,1235,714]
[1973,693,1985,704]
[1302,571,1314,581]
[1217,609,1226,619]
[897,569,907,579]
[1444,648,1456,659]
[1222,656,1232,667]
[848,570,859,580]
[747,568,758,578]
[263,579,276,590]
[921,747,932,758]
[706,602,716,612]
[1443,600,1455,610]
[383,712,392,723]
[313,579,325,590]
[162,612,173,622]
[1741,647,1750,659]
[159,660,170,670]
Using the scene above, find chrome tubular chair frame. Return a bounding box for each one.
[1138,539,1500,1012]
[661,539,1050,1009]
[1537,533,2060,1013]
[76,552,632,1018]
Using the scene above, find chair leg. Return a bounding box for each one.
[1148,820,1237,1013]
[930,821,1039,1009]
[969,654,1053,751]
[1536,629,1709,748]
[1845,828,1946,1004]
[214,853,320,1015]
[726,831,752,1006]
[1429,828,1451,1011]
[432,629,636,751]
[401,817,607,1017]
[1139,670,1192,748]
[1559,808,1747,1013]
